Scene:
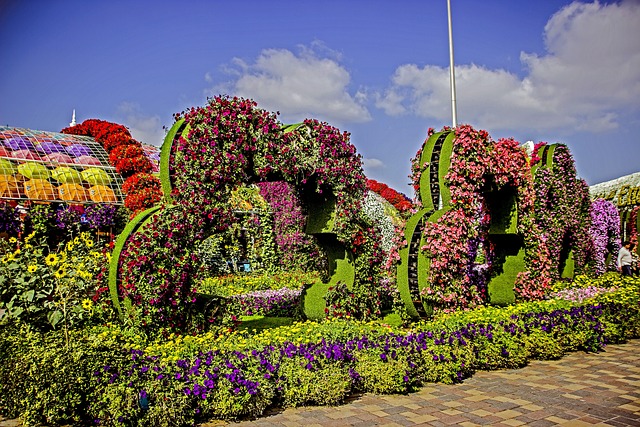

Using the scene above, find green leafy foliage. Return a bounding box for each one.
[1,276,639,426]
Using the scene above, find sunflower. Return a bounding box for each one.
[9,237,17,244]
[27,264,38,273]
[81,299,93,311]
[54,267,66,279]
[45,253,59,266]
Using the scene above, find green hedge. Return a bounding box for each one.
[1,276,639,426]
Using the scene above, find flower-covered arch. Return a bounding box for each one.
[397,125,594,318]
[109,96,384,328]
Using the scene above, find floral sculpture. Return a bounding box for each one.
[109,96,384,330]
[398,125,594,317]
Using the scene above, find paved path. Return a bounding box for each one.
[2,340,639,426]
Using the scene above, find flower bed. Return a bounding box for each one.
[227,288,304,317]
[1,275,638,426]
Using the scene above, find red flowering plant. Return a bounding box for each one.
[491,138,552,301]
[418,125,494,312]
[366,179,414,214]
[117,206,205,330]
[109,145,153,177]
[170,96,283,229]
[257,181,324,273]
[122,173,163,216]
[412,125,558,313]
[111,96,385,329]
[61,119,128,142]
[102,131,136,153]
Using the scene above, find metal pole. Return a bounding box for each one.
[447,0,458,128]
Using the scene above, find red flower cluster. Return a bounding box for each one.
[61,119,162,216]
[122,173,163,213]
[366,179,413,213]
[109,144,153,177]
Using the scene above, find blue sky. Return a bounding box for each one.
[1,0,639,195]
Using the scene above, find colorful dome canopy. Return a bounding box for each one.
[0,126,125,204]
[3,136,34,151]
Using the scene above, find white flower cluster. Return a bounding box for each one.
[362,191,397,254]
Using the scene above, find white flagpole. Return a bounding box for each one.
[447,0,458,128]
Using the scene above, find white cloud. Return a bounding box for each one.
[116,102,165,146]
[209,46,371,124]
[377,1,640,134]
[364,158,385,169]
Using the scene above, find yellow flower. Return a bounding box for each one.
[66,241,74,251]
[9,237,17,243]
[45,253,59,266]
[27,264,37,273]
[54,267,66,279]
[81,299,93,310]
[4,253,15,263]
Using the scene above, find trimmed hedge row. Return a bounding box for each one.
[1,277,639,426]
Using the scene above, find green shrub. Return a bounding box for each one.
[468,323,528,370]
[353,349,416,394]
[0,325,134,426]
[521,329,564,360]
[278,357,351,407]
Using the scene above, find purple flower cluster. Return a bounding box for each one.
[257,181,322,271]
[550,286,616,303]
[589,198,621,275]
[0,201,20,235]
[55,204,85,230]
[84,204,118,231]
[228,288,303,317]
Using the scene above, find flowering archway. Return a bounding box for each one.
[398,125,593,318]
[108,96,384,328]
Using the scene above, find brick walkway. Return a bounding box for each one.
[2,340,639,426]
